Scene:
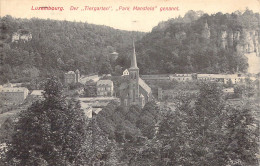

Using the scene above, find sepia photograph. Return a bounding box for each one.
[0,0,260,165]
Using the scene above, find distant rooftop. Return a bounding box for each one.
[97,80,113,86]
[66,71,75,74]
[31,90,44,96]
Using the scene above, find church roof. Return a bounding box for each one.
[139,78,151,94]
[119,78,151,94]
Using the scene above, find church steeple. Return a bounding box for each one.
[130,39,138,69]
[128,38,139,105]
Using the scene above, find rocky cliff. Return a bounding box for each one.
[213,29,259,56]
[216,29,260,73]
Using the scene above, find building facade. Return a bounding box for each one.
[0,87,29,105]
[96,80,113,96]
[197,74,256,84]
[170,74,193,81]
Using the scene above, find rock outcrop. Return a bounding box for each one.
[218,29,259,56]
[11,30,32,43]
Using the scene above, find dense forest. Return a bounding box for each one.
[118,9,260,74]
[1,9,260,84]
[0,16,145,84]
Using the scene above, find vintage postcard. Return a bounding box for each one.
[0,0,260,165]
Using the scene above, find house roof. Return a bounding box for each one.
[123,69,129,73]
[31,90,44,96]
[0,87,28,93]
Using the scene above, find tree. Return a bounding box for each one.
[114,65,123,76]
[99,62,112,75]
[5,77,87,166]
[191,82,227,165]
[225,102,259,166]
[84,86,97,97]
[156,83,228,165]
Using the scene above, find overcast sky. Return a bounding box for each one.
[1,0,260,32]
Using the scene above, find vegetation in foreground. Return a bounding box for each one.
[0,79,259,165]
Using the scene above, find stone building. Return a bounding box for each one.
[64,69,80,84]
[119,41,152,108]
[96,80,114,96]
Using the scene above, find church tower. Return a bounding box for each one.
[128,40,140,105]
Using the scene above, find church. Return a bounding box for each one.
[119,41,153,108]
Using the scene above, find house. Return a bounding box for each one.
[64,69,80,85]
[31,90,44,100]
[96,80,113,96]
[0,87,29,105]
[119,41,153,108]
[122,69,129,76]
[197,74,225,82]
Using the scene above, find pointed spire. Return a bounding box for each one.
[130,38,138,69]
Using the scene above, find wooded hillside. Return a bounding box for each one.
[0,16,145,84]
[117,10,260,74]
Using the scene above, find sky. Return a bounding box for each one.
[1,0,260,32]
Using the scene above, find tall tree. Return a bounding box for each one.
[225,102,259,166]
[5,77,87,166]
